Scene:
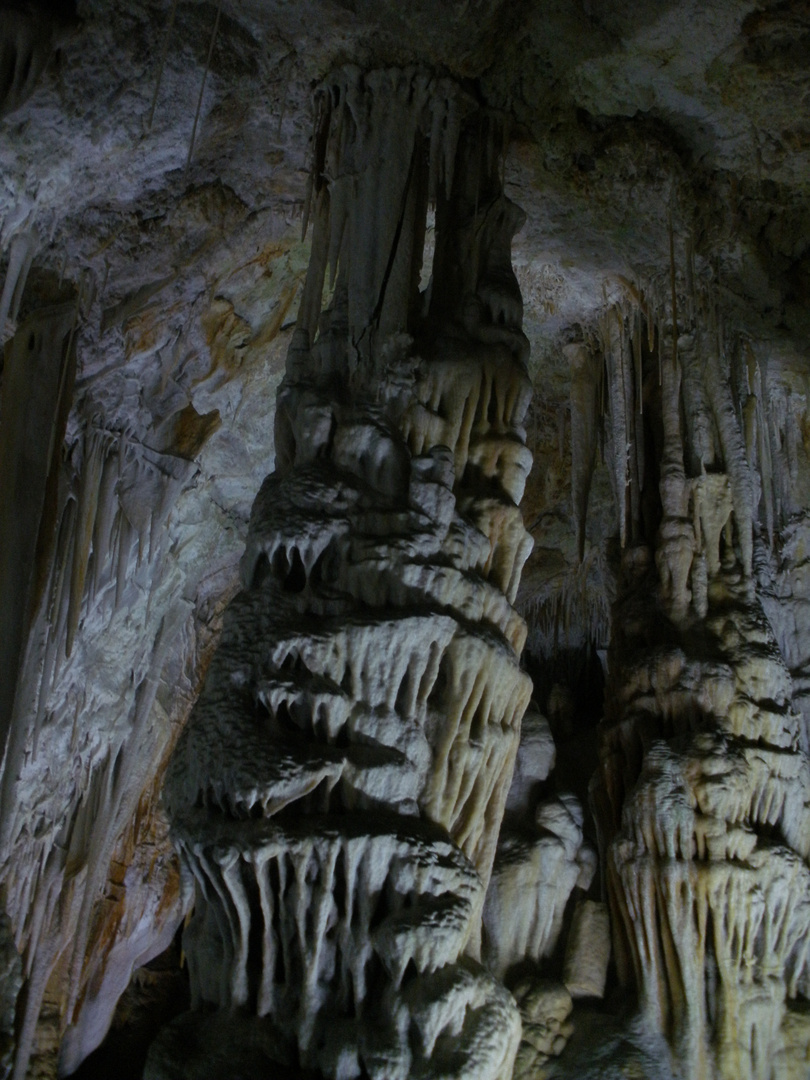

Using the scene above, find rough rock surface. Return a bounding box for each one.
[588,282,810,1078]
[0,1,808,1078]
[148,68,532,1080]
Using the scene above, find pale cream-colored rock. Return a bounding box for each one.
[576,273,810,1080]
[692,471,735,578]
[483,792,595,980]
[4,2,809,1075]
[563,900,610,999]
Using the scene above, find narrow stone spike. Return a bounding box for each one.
[184,0,222,179]
[147,0,179,132]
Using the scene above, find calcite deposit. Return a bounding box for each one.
[149,68,533,1080]
[589,290,810,1079]
[1,3,809,1079]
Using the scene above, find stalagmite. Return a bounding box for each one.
[563,900,610,999]
[511,979,573,1080]
[149,68,534,1080]
[482,791,595,981]
[591,286,810,1079]
[4,4,810,1077]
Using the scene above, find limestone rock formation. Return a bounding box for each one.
[0,2,809,1077]
[148,68,533,1080]
[563,900,610,1000]
[0,902,23,1080]
[483,791,595,983]
[480,700,605,1078]
[589,291,810,1079]
[511,978,573,1080]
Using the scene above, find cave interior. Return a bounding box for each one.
[1,1,810,1078]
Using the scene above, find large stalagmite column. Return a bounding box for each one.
[147,69,534,1080]
[589,304,810,1080]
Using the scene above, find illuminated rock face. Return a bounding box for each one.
[150,68,533,1080]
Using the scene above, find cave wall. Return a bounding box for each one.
[0,2,808,1078]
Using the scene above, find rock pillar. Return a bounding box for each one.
[148,68,534,1080]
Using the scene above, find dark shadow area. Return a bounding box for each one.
[66,936,189,1080]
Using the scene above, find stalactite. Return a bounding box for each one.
[567,342,599,562]
[655,338,696,623]
[0,229,37,343]
[0,5,76,119]
[592,257,810,1080]
[700,327,754,579]
[754,353,776,551]
[678,332,716,473]
[0,301,77,791]
[0,400,199,1078]
[634,303,643,415]
[184,0,223,177]
[668,209,678,371]
[602,311,629,549]
[66,433,106,656]
[519,543,614,660]
[147,0,179,131]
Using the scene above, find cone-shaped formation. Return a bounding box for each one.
[150,68,533,1080]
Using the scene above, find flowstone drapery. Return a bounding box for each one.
[586,291,810,1080]
[148,69,534,1080]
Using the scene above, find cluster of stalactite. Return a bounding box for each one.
[148,68,536,1080]
[582,265,810,1077]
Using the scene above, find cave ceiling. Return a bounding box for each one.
[4,0,809,623]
